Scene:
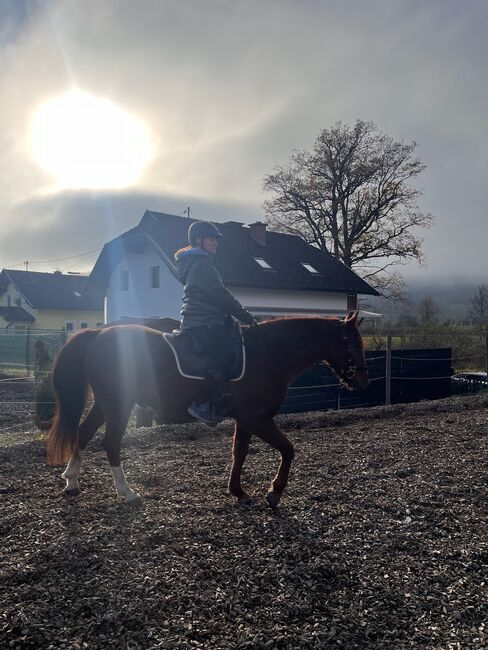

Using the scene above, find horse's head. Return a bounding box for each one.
[324,312,368,390]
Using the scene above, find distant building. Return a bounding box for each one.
[0,269,104,333]
[86,210,380,323]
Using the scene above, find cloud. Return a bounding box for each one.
[0,189,261,272]
[0,0,487,279]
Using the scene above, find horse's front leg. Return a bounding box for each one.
[252,417,295,509]
[229,422,252,504]
[104,408,141,504]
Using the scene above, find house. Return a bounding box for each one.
[85,210,380,323]
[0,269,104,333]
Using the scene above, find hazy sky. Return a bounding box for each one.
[1,0,487,281]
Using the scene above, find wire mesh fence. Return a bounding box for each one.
[0,329,67,377]
[0,329,486,420]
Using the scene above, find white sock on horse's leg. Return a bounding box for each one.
[61,452,82,493]
[110,465,141,502]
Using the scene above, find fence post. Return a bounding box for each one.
[25,328,31,376]
[336,385,341,410]
[485,335,488,378]
[385,334,392,406]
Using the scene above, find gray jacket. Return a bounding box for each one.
[175,246,255,329]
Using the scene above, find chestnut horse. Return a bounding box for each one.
[47,313,367,508]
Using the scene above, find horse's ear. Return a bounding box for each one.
[345,311,359,323]
[357,317,364,328]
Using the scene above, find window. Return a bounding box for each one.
[253,257,272,270]
[7,295,11,306]
[301,262,320,274]
[14,325,26,334]
[120,270,129,291]
[65,322,74,332]
[80,321,89,329]
[96,322,104,328]
[149,265,160,289]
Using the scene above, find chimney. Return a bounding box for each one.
[249,221,267,246]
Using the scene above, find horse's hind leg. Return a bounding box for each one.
[252,417,295,509]
[61,450,82,496]
[62,401,105,497]
[104,407,141,503]
[229,422,253,504]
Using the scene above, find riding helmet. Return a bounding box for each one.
[188,221,223,245]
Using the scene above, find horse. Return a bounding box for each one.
[47,312,367,508]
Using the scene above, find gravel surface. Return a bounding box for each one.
[0,382,487,649]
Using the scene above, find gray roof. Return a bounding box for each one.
[1,270,104,311]
[86,210,379,297]
[0,306,35,323]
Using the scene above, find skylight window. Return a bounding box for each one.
[73,291,82,297]
[301,262,320,274]
[253,257,272,270]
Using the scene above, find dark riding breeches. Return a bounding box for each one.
[187,323,235,379]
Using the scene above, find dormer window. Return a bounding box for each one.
[253,257,272,270]
[301,262,320,274]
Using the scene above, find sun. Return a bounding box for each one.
[29,89,153,190]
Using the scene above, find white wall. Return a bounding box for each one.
[106,249,350,322]
[106,249,183,322]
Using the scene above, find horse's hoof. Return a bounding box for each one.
[237,493,253,506]
[126,495,143,507]
[63,487,80,497]
[266,491,280,510]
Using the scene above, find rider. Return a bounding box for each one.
[175,221,257,425]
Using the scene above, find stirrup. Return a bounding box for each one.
[188,402,225,427]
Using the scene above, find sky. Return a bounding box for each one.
[0,0,487,282]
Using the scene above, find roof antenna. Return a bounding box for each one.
[186,206,191,219]
[24,261,29,271]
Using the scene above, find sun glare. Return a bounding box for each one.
[29,89,152,189]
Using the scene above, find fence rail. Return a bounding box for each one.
[0,330,487,418]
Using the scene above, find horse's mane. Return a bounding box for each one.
[246,315,363,350]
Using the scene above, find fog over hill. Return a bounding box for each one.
[364,276,487,323]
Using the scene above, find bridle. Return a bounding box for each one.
[335,335,367,384]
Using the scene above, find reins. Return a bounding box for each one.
[336,334,367,384]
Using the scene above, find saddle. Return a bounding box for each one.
[163,324,245,382]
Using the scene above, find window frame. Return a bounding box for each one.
[149,265,160,289]
[301,262,320,275]
[253,257,273,270]
[120,270,129,291]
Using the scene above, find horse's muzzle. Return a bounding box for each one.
[350,371,369,390]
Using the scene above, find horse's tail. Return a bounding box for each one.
[47,329,101,465]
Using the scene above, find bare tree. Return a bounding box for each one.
[467,284,488,333]
[418,296,440,325]
[262,120,433,297]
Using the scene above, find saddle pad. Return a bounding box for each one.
[163,331,246,382]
